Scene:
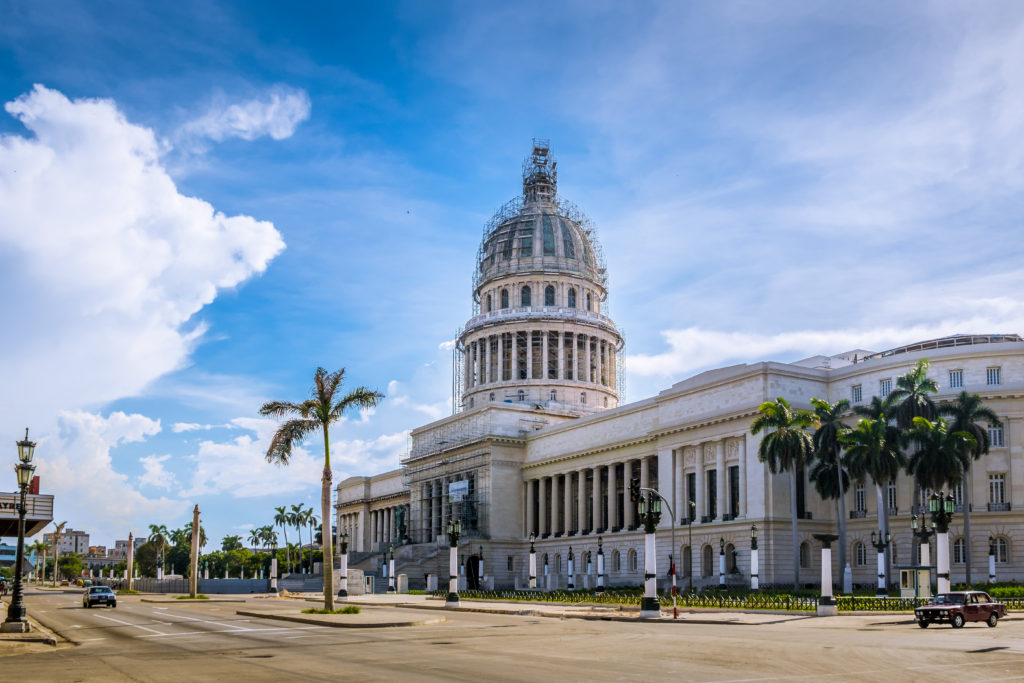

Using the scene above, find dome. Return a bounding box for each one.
[473,141,607,294]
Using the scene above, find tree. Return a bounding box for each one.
[889,359,939,429]
[750,396,815,587]
[809,397,851,579]
[221,535,243,552]
[290,504,305,573]
[842,414,905,587]
[50,521,67,586]
[184,521,207,550]
[58,552,84,581]
[148,524,169,576]
[938,391,1002,584]
[28,540,47,582]
[274,506,291,573]
[248,528,262,550]
[261,366,383,610]
[907,417,977,491]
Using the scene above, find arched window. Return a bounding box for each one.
[726,543,737,573]
[612,550,621,573]
[580,392,587,405]
[542,553,548,573]
[953,537,965,564]
[995,537,1010,563]
[517,390,525,401]
[469,397,474,408]
[554,554,561,574]
[604,397,609,407]
[892,544,898,563]
[628,549,639,572]
[702,545,714,577]
[486,294,492,312]
[854,542,866,566]
[544,285,555,306]
[568,288,577,308]
[799,541,810,568]
[584,551,592,573]
[681,545,691,578]
[489,392,495,401]
[586,293,592,311]
[549,390,556,401]
[521,286,531,307]
[501,289,509,309]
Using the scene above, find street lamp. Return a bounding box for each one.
[929,492,956,593]
[596,536,605,593]
[445,519,461,607]
[637,488,662,618]
[567,546,575,589]
[528,532,537,589]
[910,514,935,567]
[3,428,37,633]
[479,545,485,589]
[718,538,726,588]
[870,529,892,596]
[387,544,396,593]
[337,532,349,597]
[750,525,759,590]
[988,535,997,584]
[686,501,696,593]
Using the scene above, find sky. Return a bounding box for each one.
[2,1,1023,550]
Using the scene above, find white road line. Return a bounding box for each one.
[94,614,167,635]
[79,638,106,642]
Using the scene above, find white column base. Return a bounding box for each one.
[816,603,838,617]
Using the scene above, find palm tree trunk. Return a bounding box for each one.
[791,471,800,588]
[282,525,290,574]
[875,484,890,590]
[964,470,974,586]
[296,523,303,574]
[322,424,335,611]
[836,459,847,582]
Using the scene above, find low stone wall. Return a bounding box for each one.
[91,577,270,594]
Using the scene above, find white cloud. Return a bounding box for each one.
[34,411,190,541]
[181,87,311,143]
[138,454,176,490]
[0,85,285,434]
[171,422,230,433]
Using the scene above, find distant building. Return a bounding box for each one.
[110,536,147,559]
[0,543,37,573]
[43,528,90,555]
[87,545,107,558]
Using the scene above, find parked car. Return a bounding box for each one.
[83,585,117,609]
[915,591,1007,628]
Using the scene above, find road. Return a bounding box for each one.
[4,588,1024,681]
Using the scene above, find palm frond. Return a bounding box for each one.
[265,418,319,465]
[259,400,306,418]
[329,386,385,421]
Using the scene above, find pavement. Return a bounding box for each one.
[2,587,1024,681]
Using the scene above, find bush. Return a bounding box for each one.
[302,605,360,615]
[118,589,140,594]
[175,594,209,600]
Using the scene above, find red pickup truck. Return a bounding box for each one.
[915,591,1007,628]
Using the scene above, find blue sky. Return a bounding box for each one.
[2,1,1023,549]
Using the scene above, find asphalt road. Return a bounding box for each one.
[4,588,1024,681]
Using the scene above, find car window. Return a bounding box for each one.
[89,586,112,594]
[979,593,992,602]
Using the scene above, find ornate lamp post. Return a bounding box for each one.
[870,529,891,596]
[336,532,349,597]
[686,501,695,593]
[387,544,396,593]
[910,514,935,567]
[718,538,726,588]
[596,536,605,593]
[750,525,759,590]
[2,429,36,633]
[929,492,956,593]
[988,536,996,584]
[637,489,662,618]
[813,533,839,616]
[478,545,485,589]
[567,546,575,589]
[445,519,461,607]
[528,533,537,589]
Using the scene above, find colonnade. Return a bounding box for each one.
[363,504,405,549]
[418,474,478,542]
[464,329,617,391]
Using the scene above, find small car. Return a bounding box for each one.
[915,591,1007,628]
[83,585,117,609]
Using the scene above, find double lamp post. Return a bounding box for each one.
[2,429,37,633]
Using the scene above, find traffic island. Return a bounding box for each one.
[235,609,446,629]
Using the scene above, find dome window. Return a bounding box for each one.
[544,285,555,307]
[489,392,495,401]
[520,229,534,257]
[521,286,531,307]
[550,390,556,401]
[542,216,556,256]
[586,293,592,311]
[580,392,587,405]
[469,397,474,408]
[502,228,516,260]
[568,288,576,308]
[486,294,492,313]
[517,390,525,401]
[501,289,509,309]
[561,219,576,259]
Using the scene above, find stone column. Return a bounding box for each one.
[597,339,604,385]
[558,332,565,380]
[640,456,650,495]
[526,479,536,537]
[484,335,491,384]
[716,441,726,520]
[564,473,573,535]
[584,335,592,384]
[511,331,518,382]
[542,329,549,381]
[592,467,602,533]
[497,333,504,383]
[577,470,587,534]
[432,480,441,538]
[674,448,685,525]
[526,331,533,380]
[624,460,636,530]
[608,463,618,530]
[538,477,548,537]
[552,475,562,535]
[738,437,747,518]
[657,447,674,529]
[695,447,705,523]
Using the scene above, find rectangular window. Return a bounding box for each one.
[855,485,865,513]
[561,218,576,259]
[886,482,897,512]
[851,384,862,403]
[686,472,696,522]
[951,483,962,506]
[706,470,717,519]
[920,487,933,508]
[989,426,1004,448]
[953,538,965,564]
[989,474,1005,504]
[729,465,740,518]
[987,367,1001,385]
[542,215,556,256]
[949,369,963,389]
[879,378,892,397]
[507,556,513,572]
[520,230,533,257]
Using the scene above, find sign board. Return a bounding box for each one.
[448,479,469,502]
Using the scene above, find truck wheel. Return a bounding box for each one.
[952,613,965,628]
[917,620,929,628]
[987,612,998,627]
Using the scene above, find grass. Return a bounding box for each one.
[117,589,140,594]
[175,594,210,600]
[302,605,361,615]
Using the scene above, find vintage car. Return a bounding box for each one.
[915,591,1007,628]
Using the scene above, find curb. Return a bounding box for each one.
[141,598,247,604]
[235,610,446,629]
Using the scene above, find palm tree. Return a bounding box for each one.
[809,397,851,579]
[184,521,207,550]
[907,417,977,491]
[261,367,383,610]
[50,521,67,586]
[28,540,47,582]
[148,523,169,576]
[248,528,262,550]
[842,414,905,588]
[939,391,1002,584]
[290,504,305,573]
[221,535,243,551]
[751,396,816,587]
[274,506,291,573]
[889,359,939,429]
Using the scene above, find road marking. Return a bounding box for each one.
[137,625,329,639]
[71,625,81,628]
[94,614,166,635]
[79,638,106,642]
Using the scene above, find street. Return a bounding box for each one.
[2,588,1024,681]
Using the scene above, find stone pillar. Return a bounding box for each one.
[542,329,549,381]
[640,456,650,496]
[657,447,674,529]
[385,508,392,543]
[592,467,602,533]
[552,475,562,535]
[526,331,533,380]
[584,335,592,384]
[526,479,536,537]
[558,332,565,380]
[486,335,493,384]
[695,446,705,523]
[715,441,726,521]
[673,448,685,525]
[624,460,635,530]
[608,463,618,530]
[511,330,518,382]
[538,477,548,537]
[564,473,573,535]
[577,470,587,534]
[738,437,747,518]
[937,532,951,594]
[497,333,504,383]
[596,339,604,385]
